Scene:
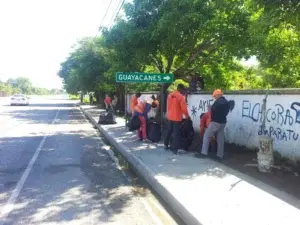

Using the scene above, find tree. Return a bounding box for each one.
[102,0,255,90]
[249,0,300,87]
[252,0,300,29]
[7,77,33,94]
[58,37,110,94]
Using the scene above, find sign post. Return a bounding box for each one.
[116,72,174,128]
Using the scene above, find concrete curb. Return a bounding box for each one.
[80,106,202,225]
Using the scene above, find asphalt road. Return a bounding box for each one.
[0,97,165,225]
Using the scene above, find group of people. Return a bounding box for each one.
[129,84,231,160]
[131,93,159,142]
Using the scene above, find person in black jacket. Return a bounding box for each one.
[196,89,230,160]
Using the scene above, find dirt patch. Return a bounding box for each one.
[207,140,300,199]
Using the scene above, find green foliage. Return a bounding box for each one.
[69,94,80,100]
[0,77,57,95]
[59,0,299,93]
[83,96,90,104]
[167,79,190,93]
[249,0,300,88]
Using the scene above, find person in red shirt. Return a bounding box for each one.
[104,94,112,111]
[199,105,216,152]
[164,84,190,154]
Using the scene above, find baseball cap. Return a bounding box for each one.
[212,89,223,97]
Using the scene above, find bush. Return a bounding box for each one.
[83,97,90,104]
[69,94,80,100]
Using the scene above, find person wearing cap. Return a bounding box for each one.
[196,89,230,160]
[133,97,152,142]
[164,84,190,154]
[131,93,141,115]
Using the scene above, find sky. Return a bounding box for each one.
[0,0,122,89]
[0,0,258,90]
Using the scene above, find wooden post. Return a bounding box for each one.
[257,89,274,172]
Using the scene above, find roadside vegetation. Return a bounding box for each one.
[0,77,63,95]
[58,0,300,96]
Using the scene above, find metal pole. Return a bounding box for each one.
[160,84,164,130]
[125,84,128,127]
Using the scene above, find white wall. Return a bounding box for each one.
[127,92,300,161]
[188,94,300,161]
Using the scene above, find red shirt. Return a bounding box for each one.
[104,97,112,104]
[200,111,211,135]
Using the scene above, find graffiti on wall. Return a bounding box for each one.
[190,98,235,121]
[258,125,299,141]
[191,99,214,119]
[242,100,300,141]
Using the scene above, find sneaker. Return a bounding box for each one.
[172,150,178,155]
[194,152,208,158]
[177,149,186,154]
[214,156,223,163]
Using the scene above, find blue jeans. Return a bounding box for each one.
[164,120,181,150]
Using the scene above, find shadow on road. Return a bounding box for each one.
[0,104,85,125]
[0,106,142,224]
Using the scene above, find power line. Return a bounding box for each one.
[94,0,114,37]
[108,0,125,28]
[108,0,123,28]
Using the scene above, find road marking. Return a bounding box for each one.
[0,109,60,223]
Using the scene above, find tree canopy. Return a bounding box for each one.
[58,0,300,95]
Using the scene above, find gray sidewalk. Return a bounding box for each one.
[81,105,300,225]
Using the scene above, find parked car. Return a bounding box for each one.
[10,94,29,106]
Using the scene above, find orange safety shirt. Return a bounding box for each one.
[134,102,145,113]
[131,96,138,111]
[167,90,189,122]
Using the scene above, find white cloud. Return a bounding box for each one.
[0,0,120,89]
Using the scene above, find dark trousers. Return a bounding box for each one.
[164,120,181,150]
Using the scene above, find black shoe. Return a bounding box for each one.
[164,145,170,150]
[194,152,208,158]
[214,156,223,163]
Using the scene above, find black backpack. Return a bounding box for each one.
[127,116,140,131]
[147,120,161,142]
[98,112,116,124]
[170,119,194,151]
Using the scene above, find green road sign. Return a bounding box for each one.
[116,72,174,83]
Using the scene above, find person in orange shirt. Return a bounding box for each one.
[133,97,152,142]
[164,84,190,154]
[131,93,141,114]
